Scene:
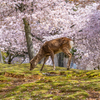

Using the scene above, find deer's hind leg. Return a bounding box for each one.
[61,47,72,70]
[40,56,49,71]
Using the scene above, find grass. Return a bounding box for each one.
[0,63,100,100]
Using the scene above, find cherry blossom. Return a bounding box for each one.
[0,0,100,69]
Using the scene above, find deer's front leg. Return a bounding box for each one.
[48,47,55,70]
[50,51,55,70]
[40,56,49,71]
[61,47,72,70]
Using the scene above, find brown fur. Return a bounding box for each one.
[30,37,73,71]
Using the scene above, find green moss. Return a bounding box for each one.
[0,63,100,100]
[0,75,11,82]
[42,94,54,98]
[0,83,10,90]
[53,96,64,100]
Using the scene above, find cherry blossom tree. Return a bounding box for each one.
[0,0,100,69]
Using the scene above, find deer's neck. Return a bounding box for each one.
[32,49,45,65]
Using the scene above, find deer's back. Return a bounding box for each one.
[42,37,72,54]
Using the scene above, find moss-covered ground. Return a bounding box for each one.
[0,63,100,100]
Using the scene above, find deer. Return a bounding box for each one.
[30,37,74,71]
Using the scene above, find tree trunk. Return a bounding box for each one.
[57,53,64,67]
[0,50,3,63]
[8,54,12,64]
[23,18,34,60]
[54,54,58,66]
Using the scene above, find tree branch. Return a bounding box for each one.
[31,33,43,43]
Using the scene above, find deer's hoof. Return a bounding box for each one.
[40,69,42,71]
[67,68,70,70]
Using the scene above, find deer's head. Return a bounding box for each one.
[30,61,36,70]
